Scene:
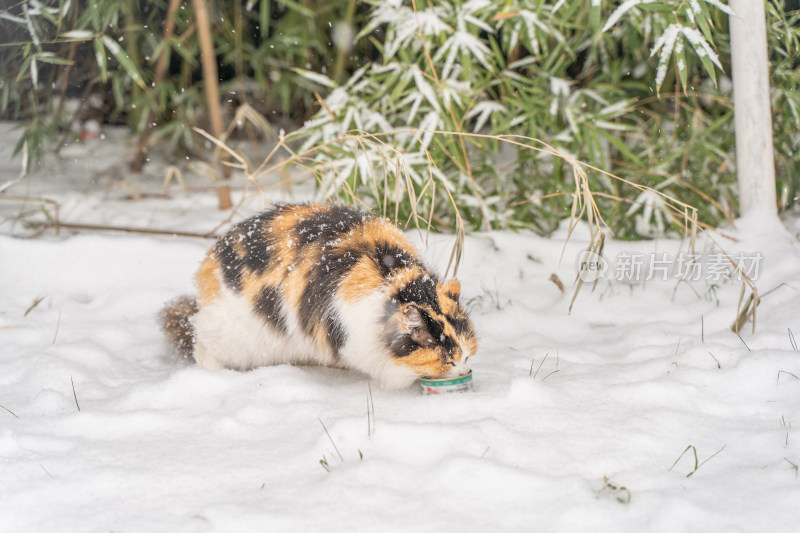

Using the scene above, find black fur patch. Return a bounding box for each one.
[294,205,365,248]
[238,211,281,273]
[215,208,284,292]
[439,334,457,360]
[396,275,441,313]
[446,315,472,336]
[298,248,360,357]
[418,309,444,346]
[214,233,246,292]
[254,285,288,334]
[373,242,420,277]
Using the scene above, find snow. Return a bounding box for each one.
[2,122,800,531]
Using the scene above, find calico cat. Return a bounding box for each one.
[160,203,477,389]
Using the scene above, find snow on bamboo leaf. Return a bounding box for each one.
[602,0,658,33]
[435,30,493,79]
[651,23,723,90]
[601,0,729,89]
[418,111,443,148]
[465,101,507,133]
[693,0,733,16]
[603,0,732,34]
[375,5,451,60]
[0,13,25,24]
[60,30,94,40]
[93,38,108,82]
[651,24,681,89]
[410,66,441,114]
[29,57,38,88]
[294,68,337,89]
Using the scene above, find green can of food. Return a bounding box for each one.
[419,371,473,395]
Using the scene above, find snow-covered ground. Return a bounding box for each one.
[1,124,799,532]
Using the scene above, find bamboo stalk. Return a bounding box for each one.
[191,0,232,209]
[729,0,778,216]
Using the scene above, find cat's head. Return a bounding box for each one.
[387,279,478,379]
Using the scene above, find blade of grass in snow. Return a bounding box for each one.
[1,404,19,418]
[701,315,704,343]
[366,383,376,437]
[319,418,343,462]
[670,444,726,477]
[71,376,80,412]
[736,334,751,352]
[532,352,549,379]
[760,283,787,298]
[670,445,699,474]
[786,458,799,478]
[24,296,44,317]
[52,311,61,344]
[541,369,560,382]
[369,384,375,434]
[693,445,727,477]
[781,416,789,447]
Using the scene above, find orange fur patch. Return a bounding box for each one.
[240,268,285,304]
[281,204,326,235]
[196,253,222,306]
[282,246,321,311]
[441,278,461,295]
[339,256,384,302]
[362,218,414,250]
[393,347,448,377]
[437,279,461,315]
[389,265,426,291]
[438,293,458,316]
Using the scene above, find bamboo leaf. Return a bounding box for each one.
[93,37,107,83]
[101,34,146,89]
[60,30,94,40]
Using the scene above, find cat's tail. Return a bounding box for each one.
[159,295,198,360]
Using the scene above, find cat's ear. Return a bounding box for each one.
[403,305,436,348]
[440,279,461,301]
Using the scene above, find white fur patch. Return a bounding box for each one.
[334,290,418,390]
[192,279,332,372]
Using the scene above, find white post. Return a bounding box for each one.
[728,0,777,216]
